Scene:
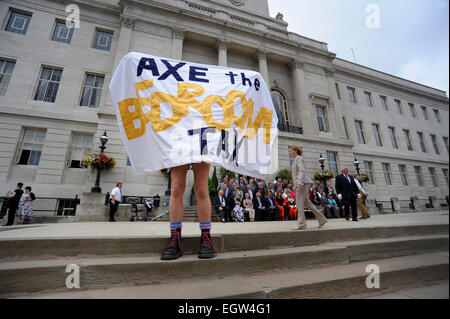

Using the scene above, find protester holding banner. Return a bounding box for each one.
[109,52,279,260]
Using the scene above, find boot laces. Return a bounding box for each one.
[168,230,182,250]
[201,232,216,253]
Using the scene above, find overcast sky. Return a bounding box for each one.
[267,0,449,97]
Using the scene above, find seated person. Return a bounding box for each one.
[327,194,339,219]
[213,189,231,223]
[242,192,255,222]
[231,195,245,222]
[284,193,298,220]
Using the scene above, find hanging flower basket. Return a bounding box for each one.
[313,170,334,181]
[81,153,116,170]
[356,173,370,183]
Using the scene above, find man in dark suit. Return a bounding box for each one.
[253,190,268,221]
[4,182,24,226]
[335,167,360,222]
[213,189,231,223]
[266,190,279,221]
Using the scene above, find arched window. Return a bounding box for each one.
[271,90,289,130]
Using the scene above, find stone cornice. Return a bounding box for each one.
[334,65,449,105]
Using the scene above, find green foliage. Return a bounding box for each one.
[218,167,236,180]
[277,168,292,181]
[208,177,218,197]
[211,166,218,190]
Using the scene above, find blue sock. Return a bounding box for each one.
[170,221,182,231]
[200,221,211,232]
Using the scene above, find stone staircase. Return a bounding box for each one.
[0,223,448,299]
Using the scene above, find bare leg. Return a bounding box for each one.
[169,165,189,222]
[192,162,211,222]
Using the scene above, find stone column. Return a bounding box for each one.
[289,59,314,134]
[324,68,346,138]
[256,49,269,85]
[171,27,185,60]
[216,38,230,67]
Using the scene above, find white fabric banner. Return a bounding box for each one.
[109,52,278,178]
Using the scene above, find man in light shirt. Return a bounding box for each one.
[109,182,123,222]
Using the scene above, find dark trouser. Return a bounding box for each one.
[268,207,279,221]
[218,207,231,222]
[6,204,18,226]
[109,201,120,221]
[343,198,358,221]
[323,206,338,219]
[255,208,267,221]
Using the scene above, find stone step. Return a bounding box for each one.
[0,235,447,296]
[9,252,448,299]
[0,224,447,261]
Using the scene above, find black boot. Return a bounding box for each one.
[161,228,183,260]
[198,231,217,259]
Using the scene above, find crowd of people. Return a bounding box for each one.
[212,175,350,223]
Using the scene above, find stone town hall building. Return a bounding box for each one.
[0,0,448,213]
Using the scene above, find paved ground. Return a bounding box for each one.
[0,211,448,239]
[365,281,449,299]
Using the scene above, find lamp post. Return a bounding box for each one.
[91,131,108,193]
[318,154,327,192]
[353,157,360,176]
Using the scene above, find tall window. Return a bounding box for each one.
[421,106,429,120]
[428,168,438,187]
[398,165,408,186]
[52,20,74,44]
[315,105,329,132]
[92,29,113,51]
[403,129,413,151]
[326,152,338,177]
[347,87,357,104]
[394,99,403,114]
[342,117,349,139]
[388,127,398,149]
[0,58,15,96]
[372,124,383,147]
[80,74,105,108]
[417,132,427,153]
[364,91,373,107]
[335,83,341,99]
[443,168,449,187]
[414,166,424,187]
[271,90,289,130]
[433,109,441,122]
[430,135,440,155]
[364,161,375,184]
[443,137,449,154]
[16,128,46,166]
[408,103,416,118]
[380,96,389,111]
[382,163,392,185]
[34,66,63,103]
[5,9,32,35]
[67,134,92,168]
[355,120,366,144]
